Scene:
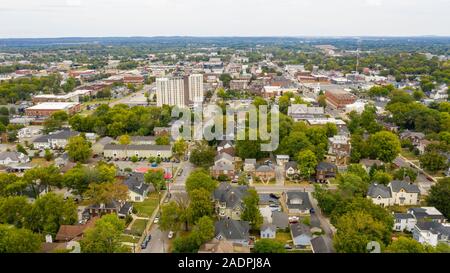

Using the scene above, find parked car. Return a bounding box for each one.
[284,244,293,250]
[289,216,299,223]
[168,231,174,239]
[141,234,152,249]
[153,217,159,224]
[310,208,315,214]
[269,193,280,199]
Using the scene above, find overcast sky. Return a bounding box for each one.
[0,0,449,38]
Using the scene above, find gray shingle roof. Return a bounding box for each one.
[290,222,312,238]
[34,129,79,142]
[214,182,248,209]
[367,183,392,198]
[124,173,152,195]
[215,219,250,241]
[271,211,289,229]
[285,161,298,171]
[256,164,274,172]
[394,213,415,220]
[389,180,420,193]
[285,191,312,211]
[316,161,336,171]
[311,236,335,253]
[415,221,450,236]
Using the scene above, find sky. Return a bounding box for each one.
[0,0,449,38]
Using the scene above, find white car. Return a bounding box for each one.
[153,217,159,224]
[289,216,299,223]
[168,231,174,239]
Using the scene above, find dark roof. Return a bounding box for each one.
[394,213,415,220]
[389,180,420,193]
[311,236,335,253]
[285,161,298,171]
[261,223,276,233]
[34,129,79,142]
[290,222,312,238]
[215,219,250,241]
[415,221,450,236]
[271,211,289,229]
[119,202,133,215]
[256,164,274,172]
[316,161,336,171]
[130,136,155,142]
[124,173,152,195]
[285,191,312,211]
[218,140,233,148]
[214,182,248,209]
[258,193,279,205]
[104,144,172,151]
[367,183,392,198]
[408,207,445,221]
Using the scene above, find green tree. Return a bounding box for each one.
[372,171,393,185]
[334,211,391,253]
[84,182,128,206]
[419,151,447,172]
[173,138,188,158]
[26,193,77,235]
[337,173,369,198]
[159,201,182,232]
[144,169,165,192]
[43,111,69,133]
[426,178,450,219]
[16,144,28,155]
[188,188,214,223]
[23,165,63,197]
[367,131,401,163]
[297,149,317,179]
[393,167,417,182]
[253,239,286,253]
[0,196,31,228]
[385,237,433,253]
[241,188,263,230]
[185,169,217,195]
[189,141,216,168]
[190,216,215,247]
[118,134,130,145]
[66,135,92,163]
[219,74,232,88]
[155,135,170,145]
[44,149,53,161]
[0,224,41,253]
[81,214,128,253]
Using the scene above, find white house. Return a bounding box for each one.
[367,180,420,207]
[260,224,276,239]
[393,213,417,232]
[0,152,30,166]
[413,221,450,247]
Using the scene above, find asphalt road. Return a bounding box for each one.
[140,224,169,253]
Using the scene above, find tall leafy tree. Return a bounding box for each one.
[426,178,450,219]
[81,214,128,253]
[0,225,42,253]
[241,189,263,230]
[66,135,92,163]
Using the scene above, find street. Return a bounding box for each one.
[140,224,169,253]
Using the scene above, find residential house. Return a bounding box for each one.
[413,221,450,247]
[311,235,335,253]
[367,181,420,207]
[54,152,69,167]
[214,182,248,220]
[254,164,276,182]
[217,140,233,152]
[290,223,312,249]
[84,201,133,219]
[243,159,256,174]
[215,219,251,246]
[54,217,99,242]
[123,173,153,202]
[359,159,384,173]
[198,238,251,253]
[33,129,80,150]
[260,224,277,239]
[393,213,417,232]
[315,162,337,183]
[399,130,425,147]
[271,211,289,230]
[211,153,235,180]
[276,155,289,166]
[258,193,280,206]
[390,180,420,206]
[103,144,172,159]
[0,152,30,166]
[408,207,447,223]
[285,161,299,180]
[327,135,351,166]
[287,104,325,122]
[284,191,312,215]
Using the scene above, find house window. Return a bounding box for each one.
[135,196,140,201]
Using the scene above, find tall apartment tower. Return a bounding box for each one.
[156,77,186,107]
[187,74,204,103]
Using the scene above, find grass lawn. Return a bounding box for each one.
[31,158,54,167]
[275,231,292,244]
[401,149,419,161]
[120,234,140,244]
[132,193,160,218]
[130,219,148,236]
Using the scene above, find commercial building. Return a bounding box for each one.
[325,89,357,109]
[187,74,204,103]
[25,102,81,117]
